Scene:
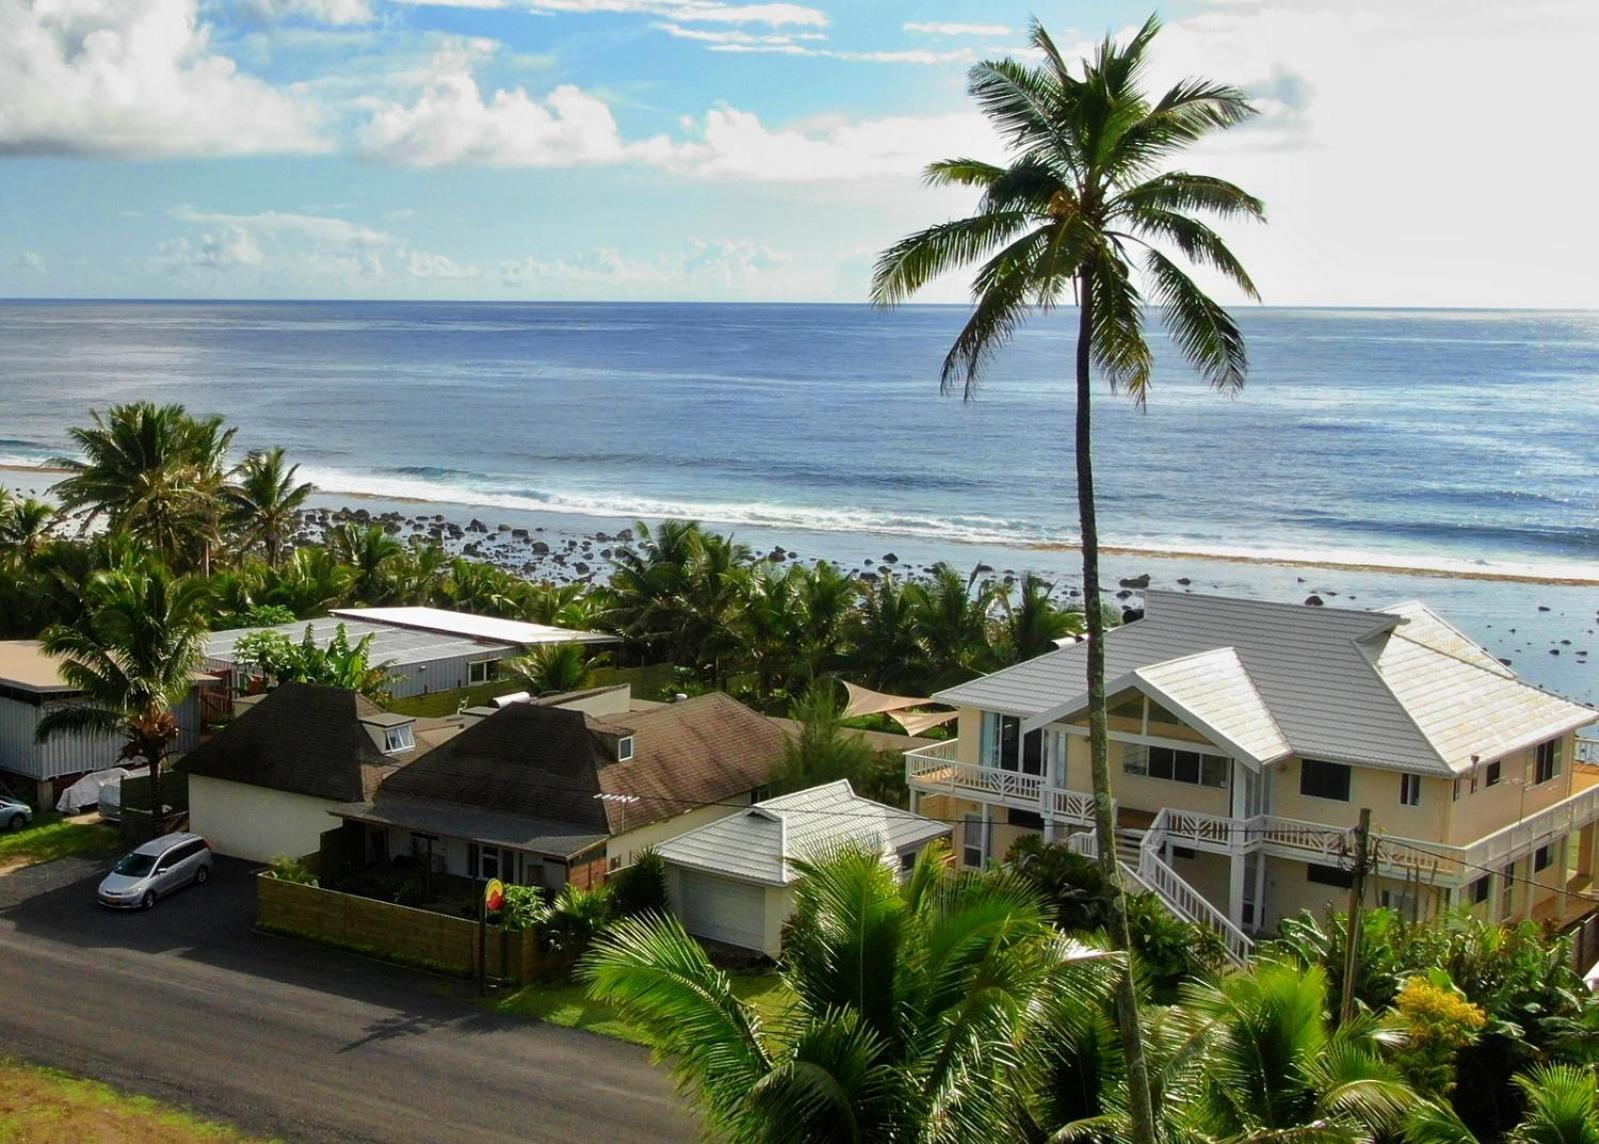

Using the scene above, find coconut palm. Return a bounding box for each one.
[326,522,406,604]
[608,520,749,678]
[257,547,353,617]
[436,557,517,616]
[0,497,59,565]
[225,447,314,568]
[791,560,857,683]
[53,402,235,572]
[728,563,801,699]
[1405,1065,1599,1144]
[847,569,926,692]
[871,19,1264,1133]
[506,642,594,695]
[583,842,1116,1142]
[36,563,212,832]
[906,563,995,686]
[993,573,1085,666]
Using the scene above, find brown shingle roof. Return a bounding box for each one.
[365,691,788,838]
[178,683,397,802]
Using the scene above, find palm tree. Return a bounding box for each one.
[326,522,405,604]
[225,447,314,568]
[506,643,594,695]
[36,563,212,832]
[993,573,1085,666]
[906,563,994,687]
[258,547,352,617]
[607,520,749,678]
[436,557,517,616]
[792,560,857,683]
[871,20,1264,1134]
[847,569,926,692]
[728,563,801,699]
[583,843,1115,1141]
[1406,1065,1599,1144]
[53,403,235,573]
[0,497,59,565]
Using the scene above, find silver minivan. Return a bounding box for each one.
[98,832,213,910]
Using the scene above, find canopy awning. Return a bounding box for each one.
[843,682,957,736]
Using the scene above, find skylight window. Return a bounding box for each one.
[616,736,635,762]
[383,724,415,754]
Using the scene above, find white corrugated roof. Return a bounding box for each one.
[940,592,1595,776]
[657,780,950,885]
[205,618,514,668]
[330,606,616,648]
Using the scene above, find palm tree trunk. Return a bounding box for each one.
[1074,275,1157,1142]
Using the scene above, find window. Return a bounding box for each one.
[1399,773,1421,807]
[1484,760,1502,788]
[899,851,917,871]
[1536,740,1561,785]
[468,659,499,685]
[1142,746,1228,789]
[1452,778,1462,803]
[616,736,635,762]
[1300,759,1351,802]
[1307,862,1353,889]
[961,814,985,868]
[1008,808,1044,831]
[1535,845,1553,872]
[1380,888,1416,917]
[383,724,415,754]
[468,843,509,881]
[1469,875,1490,904]
[1500,862,1516,918]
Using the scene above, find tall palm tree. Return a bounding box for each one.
[994,573,1085,666]
[792,560,857,683]
[906,563,994,687]
[52,402,236,573]
[583,843,1115,1142]
[728,563,801,699]
[871,19,1264,1135]
[36,563,212,832]
[225,447,314,568]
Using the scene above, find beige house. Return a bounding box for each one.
[909,592,1599,963]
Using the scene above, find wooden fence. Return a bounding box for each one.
[256,874,540,982]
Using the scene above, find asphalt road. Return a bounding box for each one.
[0,856,696,1142]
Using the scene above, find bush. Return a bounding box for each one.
[266,855,318,886]
[499,884,547,933]
[1124,892,1226,1001]
[1006,834,1118,932]
[1391,972,1488,1096]
[610,848,669,918]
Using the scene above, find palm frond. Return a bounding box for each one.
[871,211,1035,307]
[1144,247,1249,392]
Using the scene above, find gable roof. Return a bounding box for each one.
[939,592,1595,775]
[656,780,951,885]
[178,682,404,801]
[364,690,789,839]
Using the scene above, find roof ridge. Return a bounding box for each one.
[1145,588,1388,622]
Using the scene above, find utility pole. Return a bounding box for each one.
[1339,807,1372,1026]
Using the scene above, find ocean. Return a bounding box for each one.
[1,301,1596,701]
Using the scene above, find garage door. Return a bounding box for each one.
[675,869,768,953]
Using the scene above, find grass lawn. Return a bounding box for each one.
[0,813,122,873]
[0,1058,258,1143]
[389,662,683,719]
[497,971,795,1046]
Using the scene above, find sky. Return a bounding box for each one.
[0,0,1595,307]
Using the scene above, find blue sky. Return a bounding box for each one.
[1,0,1594,305]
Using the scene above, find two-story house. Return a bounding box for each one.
[907,592,1599,962]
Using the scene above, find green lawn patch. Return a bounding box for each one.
[496,971,794,1045]
[388,662,683,719]
[0,814,122,873]
[0,1056,260,1142]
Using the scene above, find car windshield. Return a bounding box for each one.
[113,853,158,877]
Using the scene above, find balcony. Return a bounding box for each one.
[907,747,1599,892]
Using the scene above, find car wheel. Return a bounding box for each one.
[195,866,209,885]
[141,891,156,910]
[6,815,23,832]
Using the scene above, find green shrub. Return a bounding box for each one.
[266,855,318,886]
[1124,892,1226,1001]
[609,848,669,917]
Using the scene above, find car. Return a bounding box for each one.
[0,794,32,832]
[98,832,212,910]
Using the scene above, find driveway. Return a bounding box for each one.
[0,856,696,1143]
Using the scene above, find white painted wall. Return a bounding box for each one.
[188,775,339,864]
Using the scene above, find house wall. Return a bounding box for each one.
[1268,756,1448,838]
[1443,733,1577,846]
[189,776,340,864]
[0,695,125,785]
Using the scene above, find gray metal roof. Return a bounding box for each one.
[938,591,1596,775]
[204,618,513,669]
[657,780,950,885]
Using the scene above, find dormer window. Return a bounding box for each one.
[383,724,415,754]
[616,735,634,762]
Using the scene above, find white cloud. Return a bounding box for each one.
[0,0,325,157]
[359,46,674,167]
[238,0,375,25]
[708,43,973,63]
[653,22,823,44]
[501,238,792,297]
[522,1,825,25]
[170,208,394,247]
[903,22,1011,35]
[402,250,480,278]
[14,252,49,275]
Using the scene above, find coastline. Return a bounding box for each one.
[5,461,1590,589]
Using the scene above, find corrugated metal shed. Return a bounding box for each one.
[939,592,1596,775]
[657,780,950,885]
